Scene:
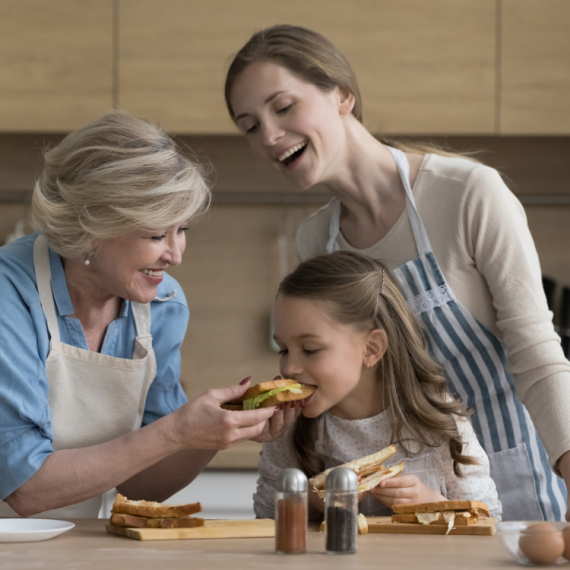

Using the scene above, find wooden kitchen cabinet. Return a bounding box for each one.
[500,0,570,134]
[0,0,113,131]
[118,0,496,135]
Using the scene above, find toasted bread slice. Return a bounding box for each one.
[111,493,202,518]
[110,512,205,529]
[391,511,478,525]
[358,461,405,492]
[310,444,397,492]
[392,500,489,517]
[221,380,315,410]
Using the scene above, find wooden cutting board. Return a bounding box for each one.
[366,516,497,536]
[105,519,275,541]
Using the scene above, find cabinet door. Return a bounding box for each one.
[0,0,113,132]
[501,0,570,134]
[119,0,496,134]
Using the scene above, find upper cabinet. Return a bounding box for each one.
[118,0,496,135]
[0,0,568,134]
[500,0,570,134]
[0,0,113,132]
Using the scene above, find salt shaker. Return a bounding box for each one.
[325,467,358,554]
[275,468,308,554]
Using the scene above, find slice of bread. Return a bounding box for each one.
[110,512,205,529]
[310,444,397,491]
[391,511,478,525]
[392,500,489,517]
[111,493,202,518]
[358,461,405,492]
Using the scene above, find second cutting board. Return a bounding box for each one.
[106,518,275,541]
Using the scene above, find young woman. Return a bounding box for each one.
[254,251,501,521]
[225,25,570,521]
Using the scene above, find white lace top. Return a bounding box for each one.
[253,410,502,520]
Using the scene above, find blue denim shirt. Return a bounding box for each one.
[0,233,189,499]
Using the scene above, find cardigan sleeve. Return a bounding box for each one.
[463,166,570,469]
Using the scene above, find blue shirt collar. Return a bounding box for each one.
[48,248,130,318]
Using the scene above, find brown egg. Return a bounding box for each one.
[562,526,570,561]
[519,522,565,565]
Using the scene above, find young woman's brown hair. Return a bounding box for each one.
[277,250,478,478]
[225,24,474,160]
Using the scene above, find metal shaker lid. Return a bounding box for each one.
[326,467,358,492]
[276,468,308,493]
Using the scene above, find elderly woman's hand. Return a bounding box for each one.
[169,380,277,451]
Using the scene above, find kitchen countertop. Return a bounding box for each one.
[1,519,526,569]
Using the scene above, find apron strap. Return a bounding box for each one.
[131,301,151,337]
[33,234,61,344]
[326,147,434,257]
[326,200,341,254]
[386,146,433,256]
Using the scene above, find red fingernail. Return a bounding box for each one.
[239,376,251,385]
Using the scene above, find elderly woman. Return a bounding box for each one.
[0,111,290,518]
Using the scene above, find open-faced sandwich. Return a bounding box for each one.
[221,379,315,410]
[110,493,205,529]
[309,444,405,499]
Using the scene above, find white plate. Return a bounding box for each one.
[0,519,75,542]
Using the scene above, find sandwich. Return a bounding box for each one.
[110,493,205,529]
[391,500,490,534]
[309,444,405,499]
[221,379,315,410]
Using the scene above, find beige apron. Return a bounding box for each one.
[0,234,157,518]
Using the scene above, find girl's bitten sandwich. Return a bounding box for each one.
[309,444,404,498]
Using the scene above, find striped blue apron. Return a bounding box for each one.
[325,146,567,521]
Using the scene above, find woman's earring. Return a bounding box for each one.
[84,252,92,266]
[366,362,370,369]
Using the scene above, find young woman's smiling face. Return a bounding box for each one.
[273,294,381,420]
[229,61,352,190]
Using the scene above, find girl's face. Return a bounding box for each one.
[89,223,188,304]
[273,294,383,420]
[229,61,352,190]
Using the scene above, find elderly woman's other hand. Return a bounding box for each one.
[169,379,277,451]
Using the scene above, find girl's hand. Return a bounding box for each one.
[170,380,277,451]
[250,401,302,443]
[369,474,446,507]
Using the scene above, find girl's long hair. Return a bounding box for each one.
[277,251,478,478]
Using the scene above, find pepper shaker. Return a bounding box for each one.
[324,466,358,554]
[275,468,308,554]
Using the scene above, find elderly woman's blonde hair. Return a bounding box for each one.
[32,110,211,259]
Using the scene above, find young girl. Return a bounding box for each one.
[253,251,501,520]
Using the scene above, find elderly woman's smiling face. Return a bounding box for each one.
[90,223,188,304]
